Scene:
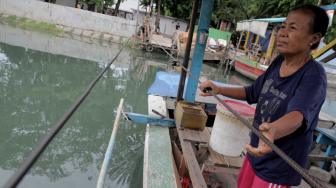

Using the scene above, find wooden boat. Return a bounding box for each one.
[135,3,336,188]
[232,17,283,80]
[234,21,336,89]
[314,38,336,88]
[139,71,336,187]
[234,55,268,80]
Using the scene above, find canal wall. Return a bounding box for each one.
[0,0,137,40]
[0,23,122,63]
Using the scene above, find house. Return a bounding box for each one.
[39,0,77,7]
[133,9,188,36]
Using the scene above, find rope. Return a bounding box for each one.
[3,40,129,188]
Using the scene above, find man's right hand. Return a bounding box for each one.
[199,80,219,96]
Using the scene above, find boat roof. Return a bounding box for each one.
[253,17,285,23]
[321,4,336,10]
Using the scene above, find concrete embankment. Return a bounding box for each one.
[0,0,137,42]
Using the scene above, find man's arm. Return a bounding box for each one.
[246,111,304,157]
[199,80,246,100]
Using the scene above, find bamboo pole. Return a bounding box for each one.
[96,98,124,188]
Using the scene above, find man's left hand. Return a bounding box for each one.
[246,122,275,157]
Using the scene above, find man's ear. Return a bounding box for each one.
[311,33,322,46]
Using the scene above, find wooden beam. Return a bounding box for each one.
[312,38,336,59]
[143,125,180,188]
[182,140,208,188]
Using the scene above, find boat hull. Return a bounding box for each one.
[234,59,265,80]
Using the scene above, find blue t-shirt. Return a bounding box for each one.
[245,55,327,186]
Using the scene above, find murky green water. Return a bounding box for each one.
[0,40,167,187]
[1,24,335,188]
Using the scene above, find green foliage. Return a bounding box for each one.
[213,0,336,42]
[139,0,151,7]
[325,16,336,43]
[79,0,115,11]
[213,0,321,22]
[140,0,193,20]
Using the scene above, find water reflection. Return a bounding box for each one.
[0,40,168,188]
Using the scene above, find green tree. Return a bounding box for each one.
[154,0,162,32]
[325,15,336,43]
[80,0,115,13]
[114,0,126,16]
[213,0,320,24]
[140,0,193,20]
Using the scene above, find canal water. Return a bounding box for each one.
[0,24,335,188]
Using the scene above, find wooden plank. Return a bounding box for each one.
[202,164,240,175]
[319,111,336,124]
[150,34,173,48]
[179,127,210,143]
[165,97,176,110]
[316,128,336,143]
[202,164,239,188]
[208,147,243,168]
[148,95,169,118]
[143,125,180,188]
[144,95,179,188]
[172,142,187,177]
[174,119,209,187]
[171,151,183,188]
[312,38,336,58]
[181,140,208,188]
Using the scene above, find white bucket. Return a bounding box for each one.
[209,100,255,157]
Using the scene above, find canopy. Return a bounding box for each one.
[236,17,285,37]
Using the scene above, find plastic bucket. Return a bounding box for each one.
[209,100,255,157]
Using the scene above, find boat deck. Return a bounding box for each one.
[171,122,243,188]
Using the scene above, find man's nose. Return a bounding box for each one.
[277,27,289,37]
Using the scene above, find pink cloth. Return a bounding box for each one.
[237,157,291,188]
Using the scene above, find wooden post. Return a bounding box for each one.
[243,32,249,51]
[237,32,243,50]
[265,28,276,64]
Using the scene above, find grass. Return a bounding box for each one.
[0,15,63,35]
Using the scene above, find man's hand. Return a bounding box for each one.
[246,123,275,157]
[199,80,219,96]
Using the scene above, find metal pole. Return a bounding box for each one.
[184,0,214,102]
[96,98,124,188]
[176,0,200,101]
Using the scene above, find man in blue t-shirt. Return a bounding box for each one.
[199,5,329,187]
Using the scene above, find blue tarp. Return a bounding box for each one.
[147,71,183,97]
[147,71,235,98]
